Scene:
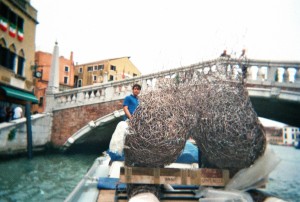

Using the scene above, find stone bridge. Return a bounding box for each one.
[1,58,300,155]
[45,58,300,148]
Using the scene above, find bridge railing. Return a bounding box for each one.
[48,58,300,111]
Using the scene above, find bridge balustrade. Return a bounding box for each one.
[48,58,300,112]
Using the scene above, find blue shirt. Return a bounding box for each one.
[123,94,139,120]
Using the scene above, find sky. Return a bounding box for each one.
[30,0,299,127]
[30,0,300,75]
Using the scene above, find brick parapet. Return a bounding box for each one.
[51,100,123,146]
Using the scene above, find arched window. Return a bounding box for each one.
[0,38,7,67]
[7,44,16,71]
[17,49,25,76]
[78,79,82,87]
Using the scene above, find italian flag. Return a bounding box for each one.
[0,17,8,32]
[17,29,24,41]
[9,24,17,38]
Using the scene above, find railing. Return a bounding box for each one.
[48,58,300,111]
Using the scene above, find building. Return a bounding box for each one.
[32,50,75,113]
[282,126,299,146]
[74,57,141,87]
[0,0,38,120]
[264,126,283,145]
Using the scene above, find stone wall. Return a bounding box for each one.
[0,113,52,155]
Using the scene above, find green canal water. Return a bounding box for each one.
[0,144,299,202]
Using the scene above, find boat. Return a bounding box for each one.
[64,142,287,202]
[294,134,300,149]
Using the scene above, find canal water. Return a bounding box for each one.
[0,144,299,202]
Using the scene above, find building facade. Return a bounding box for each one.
[74,57,141,87]
[32,50,75,113]
[282,126,299,146]
[264,126,283,145]
[0,0,38,120]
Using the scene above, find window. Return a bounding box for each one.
[94,66,98,71]
[98,64,104,70]
[17,16,24,31]
[64,76,68,84]
[8,46,16,71]
[79,67,83,73]
[110,65,116,71]
[17,55,24,76]
[109,75,114,81]
[65,66,69,72]
[93,75,97,81]
[17,50,25,76]
[78,79,82,87]
[0,3,9,21]
[133,73,137,77]
[8,10,17,27]
[39,97,44,107]
[87,66,93,72]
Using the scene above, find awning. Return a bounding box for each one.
[1,86,38,104]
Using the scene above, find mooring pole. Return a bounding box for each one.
[25,102,33,159]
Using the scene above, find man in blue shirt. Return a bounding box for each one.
[107,84,141,161]
[123,84,141,120]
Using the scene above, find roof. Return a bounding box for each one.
[75,56,131,66]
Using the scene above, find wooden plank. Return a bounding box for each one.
[98,190,115,202]
[98,190,128,202]
[119,166,229,187]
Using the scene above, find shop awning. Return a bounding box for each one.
[1,86,38,104]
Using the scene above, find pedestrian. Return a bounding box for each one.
[123,84,141,120]
[107,83,142,162]
[220,50,230,58]
[239,49,246,59]
[239,49,248,83]
[13,106,23,120]
[5,105,13,122]
[0,106,6,123]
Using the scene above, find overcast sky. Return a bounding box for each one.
[30,0,298,126]
[31,0,300,75]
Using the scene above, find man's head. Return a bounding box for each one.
[132,84,141,96]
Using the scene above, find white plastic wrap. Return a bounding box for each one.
[109,121,128,154]
[128,193,160,202]
[197,188,253,202]
[225,146,281,191]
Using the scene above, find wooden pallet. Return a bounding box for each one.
[98,186,200,202]
[120,166,230,187]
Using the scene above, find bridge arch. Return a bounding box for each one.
[63,110,124,149]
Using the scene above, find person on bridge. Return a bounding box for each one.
[123,84,141,120]
[239,49,248,83]
[220,50,230,58]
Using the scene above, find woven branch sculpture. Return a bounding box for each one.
[124,86,192,167]
[124,58,266,180]
[188,63,266,174]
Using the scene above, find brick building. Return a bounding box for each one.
[32,50,75,113]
